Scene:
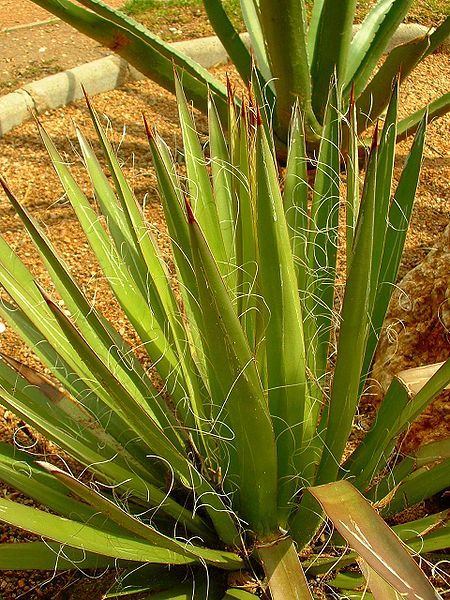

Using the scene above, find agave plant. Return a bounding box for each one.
[28,0,450,156]
[0,79,449,598]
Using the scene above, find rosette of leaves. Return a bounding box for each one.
[28,0,450,156]
[0,79,448,598]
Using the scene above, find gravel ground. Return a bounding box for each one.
[0,56,448,597]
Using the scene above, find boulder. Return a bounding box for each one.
[371,223,450,451]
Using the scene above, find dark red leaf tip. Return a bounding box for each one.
[349,82,356,107]
[370,120,379,153]
[142,113,153,140]
[226,74,235,104]
[185,197,196,224]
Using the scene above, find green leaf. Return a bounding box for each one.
[365,438,450,504]
[344,87,360,268]
[283,102,309,293]
[318,130,378,465]
[187,201,278,537]
[0,499,195,565]
[361,113,426,398]
[104,564,194,597]
[234,104,259,352]
[258,0,319,141]
[255,119,311,520]
[222,590,260,600]
[83,96,209,447]
[309,480,441,599]
[38,461,241,568]
[175,75,228,274]
[397,92,450,142]
[307,0,325,58]
[306,80,340,380]
[0,358,210,538]
[345,0,414,95]
[36,124,190,416]
[208,93,236,270]
[30,0,228,118]
[0,541,121,571]
[0,175,182,448]
[202,0,254,85]
[379,457,450,517]
[257,536,313,600]
[291,128,377,548]
[310,0,357,121]
[344,376,410,489]
[240,0,272,85]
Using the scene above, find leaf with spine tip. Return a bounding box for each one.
[208,92,236,275]
[35,123,191,410]
[315,126,378,485]
[0,357,210,538]
[144,120,211,405]
[0,174,181,446]
[255,116,311,520]
[309,480,442,599]
[37,461,242,569]
[186,199,279,537]
[283,101,309,293]
[80,102,209,446]
[306,78,340,382]
[174,74,228,275]
[0,298,159,477]
[360,113,426,407]
[76,126,166,317]
[345,83,359,268]
[234,102,258,351]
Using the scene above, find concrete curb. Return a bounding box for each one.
[1,23,448,137]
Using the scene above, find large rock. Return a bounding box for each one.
[371,224,450,451]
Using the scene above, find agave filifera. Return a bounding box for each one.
[27,0,450,155]
[0,78,448,598]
